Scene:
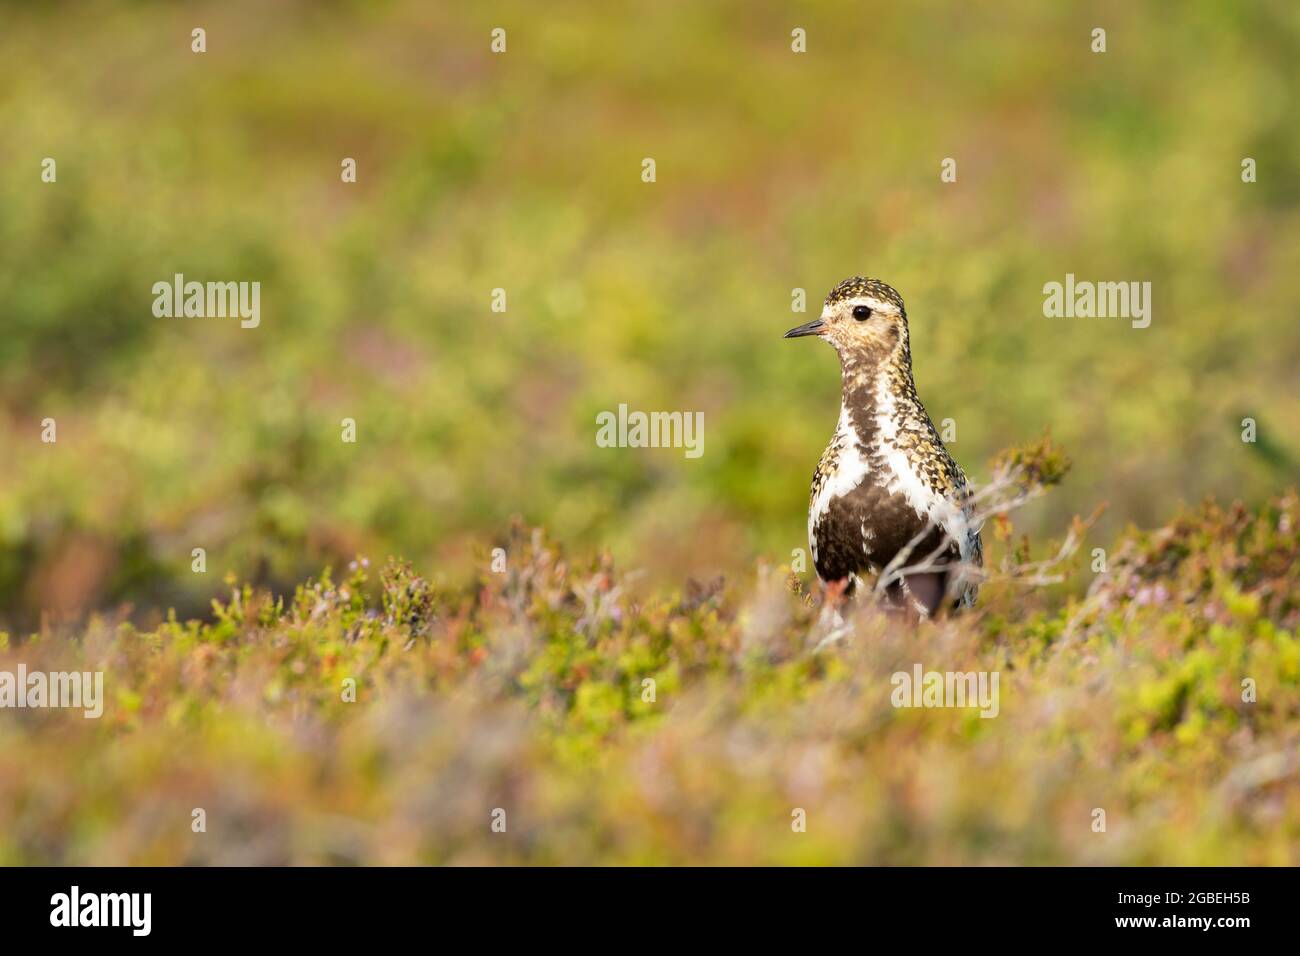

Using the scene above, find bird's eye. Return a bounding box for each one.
[852,305,872,321]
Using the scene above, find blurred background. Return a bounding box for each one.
[2,0,1298,631]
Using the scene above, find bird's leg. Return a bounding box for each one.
[812,577,854,650]
[880,577,928,624]
[823,576,851,609]
[900,573,945,619]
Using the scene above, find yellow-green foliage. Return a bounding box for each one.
[1,0,1297,865]
[1,496,1296,865]
[2,1,1299,628]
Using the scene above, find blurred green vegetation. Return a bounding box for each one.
[1,1,1299,631]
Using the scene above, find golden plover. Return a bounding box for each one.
[785,277,982,613]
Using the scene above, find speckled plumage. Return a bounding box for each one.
[790,277,982,612]
[826,275,907,311]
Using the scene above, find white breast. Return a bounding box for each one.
[808,404,870,563]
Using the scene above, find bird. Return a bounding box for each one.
[784,277,982,614]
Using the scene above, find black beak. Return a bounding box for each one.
[783,317,826,339]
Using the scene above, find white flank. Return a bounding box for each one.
[873,377,971,557]
[809,404,871,561]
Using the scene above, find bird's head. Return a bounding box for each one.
[784,276,909,365]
